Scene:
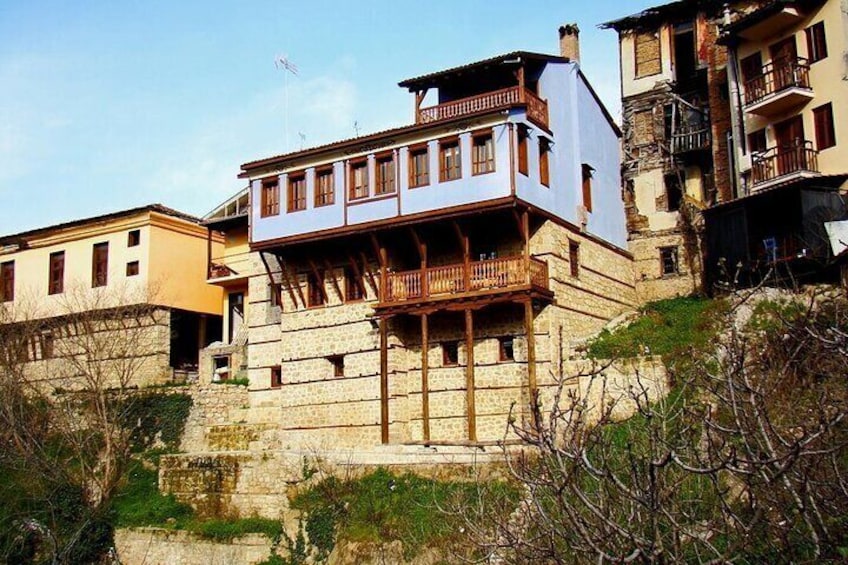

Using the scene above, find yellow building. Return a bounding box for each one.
[0,204,224,386]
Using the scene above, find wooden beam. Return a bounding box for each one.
[323,259,344,302]
[275,255,300,309]
[465,308,476,442]
[307,259,328,304]
[370,233,385,267]
[283,259,306,309]
[524,299,538,430]
[511,209,524,240]
[346,252,368,298]
[450,220,465,250]
[421,313,430,443]
[380,317,390,444]
[522,209,531,284]
[379,245,388,303]
[359,251,379,296]
[409,226,427,298]
[259,251,283,307]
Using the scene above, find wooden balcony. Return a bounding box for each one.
[671,126,711,154]
[743,58,813,116]
[416,87,549,129]
[751,140,820,189]
[377,255,550,313]
[207,254,251,285]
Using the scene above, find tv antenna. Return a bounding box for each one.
[274,55,299,152]
[298,132,306,150]
[354,120,361,137]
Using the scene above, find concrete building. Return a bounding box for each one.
[0,204,224,387]
[228,32,639,449]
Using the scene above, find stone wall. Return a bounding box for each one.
[114,528,272,565]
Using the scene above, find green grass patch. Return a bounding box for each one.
[113,460,193,528]
[213,377,250,386]
[587,296,720,361]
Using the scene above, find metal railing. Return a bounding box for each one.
[743,57,811,106]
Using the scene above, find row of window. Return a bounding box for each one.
[0,230,141,302]
[260,130,499,217]
[267,336,518,387]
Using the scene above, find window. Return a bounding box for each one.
[813,103,836,150]
[48,251,65,295]
[748,128,767,154]
[439,138,461,181]
[740,52,763,84]
[632,110,654,146]
[127,229,140,247]
[260,177,280,217]
[315,167,334,207]
[498,336,515,362]
[539,138,551,187]
[660,246,679,275]
[805,22,827,63]
[40,331,54,360]
[409,145,429,187]
[287,173,306,212]
[328,355,345,377]
[307,269,325,307]
[126,261,139,277]
[92,242,109,287]
[634,31,662,77]
[442,341,459,366]
[581,164,594,212]
[0,261,14,302]
[568,240,580,278]
[664,173,683,212]
[270,283,281,308]
[344,267,364,302]
[213,355,230,381]
[270,366,282,388]
[375,153,396,195]
[472,131,495,175]
[517,126,529,175]
[349,159,369,199]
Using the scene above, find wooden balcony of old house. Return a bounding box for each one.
[207,253,252,286]
[743,57,813,117]
[415,86,549,130]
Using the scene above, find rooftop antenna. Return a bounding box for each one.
[298,132,306,150]
[274,55,299,152]
[354,120,361,137]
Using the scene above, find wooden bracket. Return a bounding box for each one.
[307,259,328,304]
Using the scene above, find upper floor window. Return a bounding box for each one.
[0,261,14,302]
[581,164,594,213]
[260,177,280,217]
[660,246,679,276]
[634,31,662,78]
[127,229,140,247]
[126,260,140,277]
[344,267,364,302]
[539,138,551,187]
[375,153,396,195]
[287,173,306,212]
[805,22,827,63]
[472,131,495,175]
[349,159,369,200]
[664,173,683,212]
[813,103,836,150]
[740,52,763,84]
[439,138,461,182]
[48,251,65,295]
[409,145,429,188]
[748,128,767,154]
[517,126,529,176]
[315,167,334,207]
[92,242,109,288]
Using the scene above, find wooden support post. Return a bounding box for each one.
[277,257,301,309]
[421,313,430,443]
[307,259,328,304]
[379,246,388,302]
[346,252,368,298]
[524,299,538,429]
[380,316,390,445]
[359,251,378,296]
[410,227,427,299]
[522,209,531,284]
[260,251,284,307]
[206,229,213,278]
[465,309,476,442]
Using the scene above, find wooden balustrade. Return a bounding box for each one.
[417,87,549,129]
[751,140,819,186]
[382,255,548,303]
[744,57,811,106]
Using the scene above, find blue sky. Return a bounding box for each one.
[0,0,655,235]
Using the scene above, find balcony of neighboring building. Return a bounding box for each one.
[207,253,251,286]
[743,57,814,117]
[751,140,820,190]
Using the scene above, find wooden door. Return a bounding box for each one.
[770,37,797,91]
[774,115,805,175]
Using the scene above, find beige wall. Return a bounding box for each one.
[620,26,675,99]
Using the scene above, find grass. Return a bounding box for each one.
[213,377,250,386]
[587,296,721,362]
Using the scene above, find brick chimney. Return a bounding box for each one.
[558,24,580,63]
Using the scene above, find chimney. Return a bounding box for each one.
[558,23,580,63]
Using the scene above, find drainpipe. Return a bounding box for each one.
[724,5,747,199]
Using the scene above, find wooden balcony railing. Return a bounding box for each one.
[382,255,548,303]
[671,127,711,154]
[743,57,811,106]
[751,140,819,186]
[417,87,549,129]
[208,254,251,281]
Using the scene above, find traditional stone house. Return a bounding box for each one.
[230,31,639,449]
[0,204,224,388]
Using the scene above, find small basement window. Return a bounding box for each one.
[328,355,344,377]
[660,246,679,276]
[213,355,230,382]
[498,336,515,362]
[270,365,282,388]
[442,341,459,366]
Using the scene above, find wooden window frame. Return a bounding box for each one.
[375,152,396,195]
[127,229,141,247]
[581,164,594,212]
[568,240,580,278]
[748,128,767,154]
[408,144,430,188]
[328,355,344,377]
[349,159,369,200]
[287,173,307,213]
[270,365,282,388]
[660,246,679,276]
[471,130,495,175]
[92,242,109,288]
[517,126,529,176]
[439,137,462,182]
[539,138,551,187]
[805,21,827,63]
[442,341,459,366]
[344,267,365,302]
[1,260,14,302]
[315,166,335,207]
[126,261,140,277]
[48,250,65,295]
[260,177,280,217]
[498,336,515,362]
[634,31,662,78]
[813,103,836,150]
